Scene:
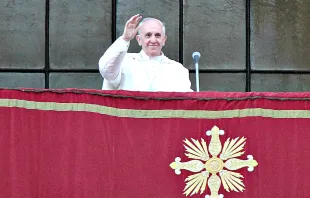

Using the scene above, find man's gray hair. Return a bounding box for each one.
[137,18,166,35]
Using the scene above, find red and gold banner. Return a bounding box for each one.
[1,88,310,197]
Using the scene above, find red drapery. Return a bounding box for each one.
[1,88,310,198]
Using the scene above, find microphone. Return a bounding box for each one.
[192,52,201,92]
[192,52,201,64]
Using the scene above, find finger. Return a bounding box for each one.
[130,14,140,21]
[125,14,141,29]
[136,16,142,22]
[127,14,138,24]
[125,15,139,27]
[134,14,142,21]
[133,16,142,26]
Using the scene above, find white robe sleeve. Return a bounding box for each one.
[179,67,194,92]
[184,69,194,92]
[98,37,130,89]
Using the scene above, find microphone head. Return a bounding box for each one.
[192,52,201,59]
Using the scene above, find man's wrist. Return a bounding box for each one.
[121,35,131,42]
[116,36,130,50]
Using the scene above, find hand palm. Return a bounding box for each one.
[125,22,138,37]
[122,14,142,41]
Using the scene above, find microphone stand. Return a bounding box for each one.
[192,52,201,92]
[195,62,199,92]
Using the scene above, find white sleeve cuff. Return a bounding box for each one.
[107,68,122,88]
[113,36,130,51]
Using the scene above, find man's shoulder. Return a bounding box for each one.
[163,57,187,69]
[123,53,187,71]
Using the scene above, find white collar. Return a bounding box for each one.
[139,50,165,61]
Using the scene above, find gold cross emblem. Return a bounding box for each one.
[170,126,258,197]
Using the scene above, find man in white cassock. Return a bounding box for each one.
[98,14,193,92]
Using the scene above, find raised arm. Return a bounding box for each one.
[98,14,142,85]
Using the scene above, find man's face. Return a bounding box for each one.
[136,20,167,57]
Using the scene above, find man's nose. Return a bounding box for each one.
[150,35,157,42]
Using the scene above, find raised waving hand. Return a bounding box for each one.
[122,14,142,41]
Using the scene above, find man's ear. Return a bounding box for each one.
[163,35,167,46]
[136,35,141,46]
